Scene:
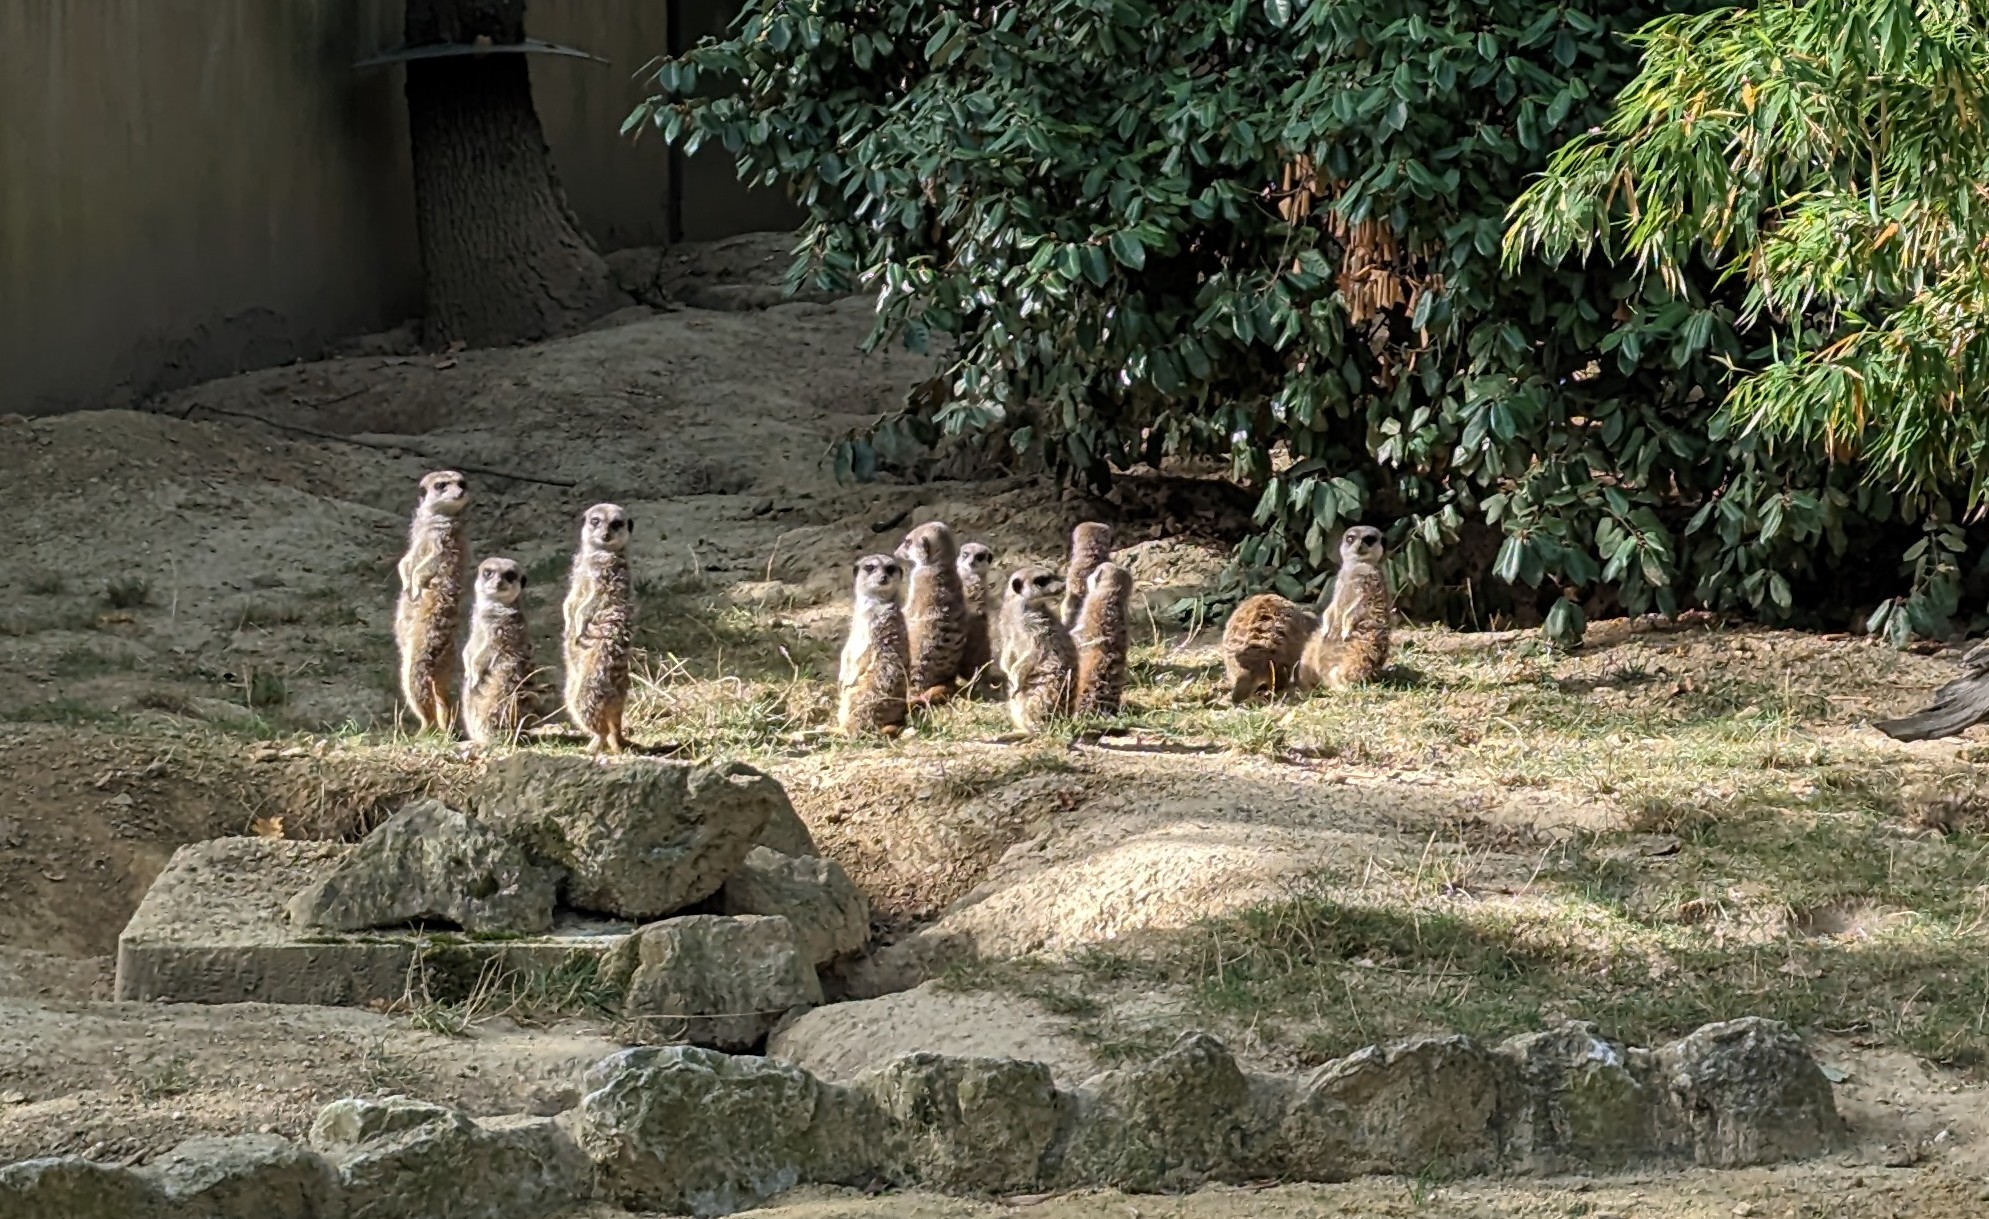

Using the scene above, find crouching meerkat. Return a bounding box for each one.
[837,554,911,737]
[395,469,470,734]
[896,521,968,703]
[563,503,636,754]
[999,566,1077,733]
[956,541,997,689]
[1220,592,1318,705]
[460,557,538,747]
[1061,522,1115,626]
[1073,561,1134,717]
[1300,525,1393,689]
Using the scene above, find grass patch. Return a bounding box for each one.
[102,576,152,610]
[0,699,125,726]
[988,794,1989,1069]
[398,949,622,1037]
[128,1053,195,1100]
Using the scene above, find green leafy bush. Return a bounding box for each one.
[629,0,1984,645]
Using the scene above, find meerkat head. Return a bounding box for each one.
[1088,560,1134,601]
[580,503,632,554]
[1341,525,1386,566]
[475,557,526,607]
[1071,521,1114,556]
[895,521,958,569]
[418,470,468,516]
[1007,566,1065,611]
[957,542,994,579]
[853,554,905,604]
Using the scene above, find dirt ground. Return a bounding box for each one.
[6,233,1989,1214]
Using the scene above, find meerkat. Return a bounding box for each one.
[1061,522,1115,627]
[837,554,911,737]
[562,503,636,754]
[1300,525,1394,689]
[394,469,470,734]
[896,520,968,703]
[956,541,997,689]
[1220,594,1318,705]
[1072,561,1134,717]
[998,566,1078,733]
[460,557,538,747]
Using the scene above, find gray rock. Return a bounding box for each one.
[756,798,819,858]
[720,847,869,965]
[0,1158,166,1219]
[308,1095,591,1219]
[473,755,781,919]
[144,1134,341,1218]
[610,914,824,1051]
[1282,1034,1509,1179]
[1498,1024,1651,1171]
[1054,1031,1286,1191]
[570,1045,881,1216]
[286,799,556,935]
[860,1053,1064,1194]
[1652,1017,1845,1167]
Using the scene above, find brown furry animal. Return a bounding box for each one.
[998,566,1077,732]
[896,521,968,702]
[1073,561,1134,716]
[460,557,539,747]
[1061,522,1115,626]
[956,541,997,689]
[1300,525,1393,689]
[837,554,912,736]
[562,503,636,754]
[394,470,470,734]
[1220,594,1317,705]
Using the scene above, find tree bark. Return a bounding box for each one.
[403,0,626,348]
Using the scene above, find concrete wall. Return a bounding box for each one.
[0,0,785,418]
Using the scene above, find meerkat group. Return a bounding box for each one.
[836,519,1138,736]
[391,470,643,754]
[396,465,1392,751]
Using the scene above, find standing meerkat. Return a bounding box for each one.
[1061,522,1115,626]
[896,521,968,702]
[998,566,1078,733]
[563,503,636,755]
[460,557,538,747]
[837,554,911,737]
[1220,594,1317,705]
[1073,561,1134,717]
[956,541,997,688]
[1301,525,1393,689]
[394,469,470,734]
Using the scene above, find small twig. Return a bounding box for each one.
[176,402,576,488]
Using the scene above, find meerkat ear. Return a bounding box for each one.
[518,571,528,588]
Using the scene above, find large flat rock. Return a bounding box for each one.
[115,839,632,1007]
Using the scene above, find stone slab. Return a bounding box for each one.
[115,839,633,1006]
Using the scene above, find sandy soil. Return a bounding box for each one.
[5,233,1989,1214]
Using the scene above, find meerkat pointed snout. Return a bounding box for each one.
[563,502,637,755]
[895,520,968,703]
[394,469,471,736]
[998,565,1077,733]
[838,553,912,736]
[461,557,537,747]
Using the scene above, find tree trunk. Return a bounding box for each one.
[403,0,626,348]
